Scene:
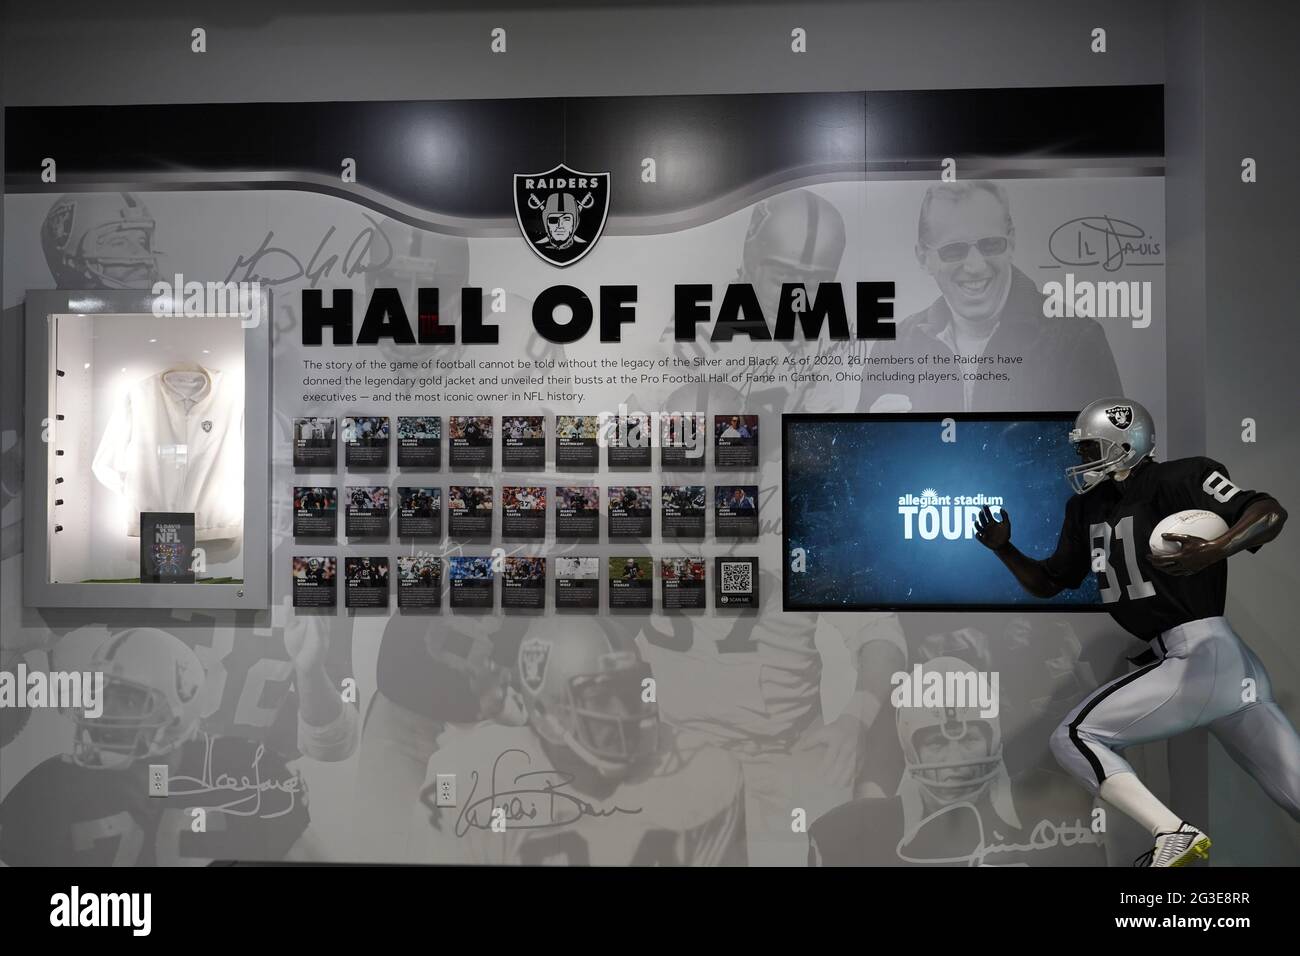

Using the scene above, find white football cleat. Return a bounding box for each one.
[1134,822,1211,867]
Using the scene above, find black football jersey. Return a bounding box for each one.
[1041,457,1267,640]
[0,734,309,866]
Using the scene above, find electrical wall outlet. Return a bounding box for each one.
[435,773,456,807]
[148,764,169,797]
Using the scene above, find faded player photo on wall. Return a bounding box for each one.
[662,485,706,538]
[396,487,441,538]
[448,485,493,538]
[294,416,337,468]
[448,555,494,609]
[345,556,390,608]
[397,555,442,609]
[397,416,441,468]
[662,557,707,610]
[345,485,391,538]
[343,416,390,468]
[555,486,600,539]
[606,412,652,468]
[449,415,494,468]
[714,415,759,468]
[715,485,759,538]
[556,415,600,469]
[609,555,653,610]
[294,486,338,538]
[502,486,547,539]
[292,555,337,608]
[502,556,546,609]
[608,485,652,538]
[555,556,599,609]
[660,413,705,470]
[502,415,546,468]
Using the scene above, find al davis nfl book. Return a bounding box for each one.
[139,512,196,583]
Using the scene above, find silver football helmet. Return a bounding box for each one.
[1066,397,1155,494]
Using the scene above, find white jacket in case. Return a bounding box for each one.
[92,364,244,541]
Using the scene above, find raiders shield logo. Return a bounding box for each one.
[519,638,551,693]
[1105,405,1134,429]
[202,420,213,433]
[44,201,76,249]
[514,164,610,267]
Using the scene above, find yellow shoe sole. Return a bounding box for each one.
[1169,836,1212,867]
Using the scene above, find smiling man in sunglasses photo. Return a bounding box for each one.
[861,180,1123,413]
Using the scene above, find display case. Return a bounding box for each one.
[24,289,270,608]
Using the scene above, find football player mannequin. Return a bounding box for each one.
[808,657,1104,866]
[413,618,746,866]
[0,629,321,865]
[974,397,1298,866]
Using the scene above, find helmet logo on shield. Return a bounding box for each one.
[514,164,611,267]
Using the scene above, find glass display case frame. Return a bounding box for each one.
[23,288,271,609]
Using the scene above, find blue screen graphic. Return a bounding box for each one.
[784,415,1101,609]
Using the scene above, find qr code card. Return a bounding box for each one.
[715,556,759,608]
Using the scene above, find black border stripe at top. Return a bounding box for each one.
[5,86,1163,221]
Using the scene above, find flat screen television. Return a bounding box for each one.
[782,412,1103,611]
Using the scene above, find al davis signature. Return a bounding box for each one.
[223,213,394,288]
[1048,216,1162,272]
[896,800,1103,867]
[452,749,642,837]
[166,733,303,819]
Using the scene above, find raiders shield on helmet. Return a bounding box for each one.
[514,164,610,267]
[518,638,551,693]
[1105,404,1134,429]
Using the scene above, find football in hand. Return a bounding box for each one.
[1148,510,1229,555]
